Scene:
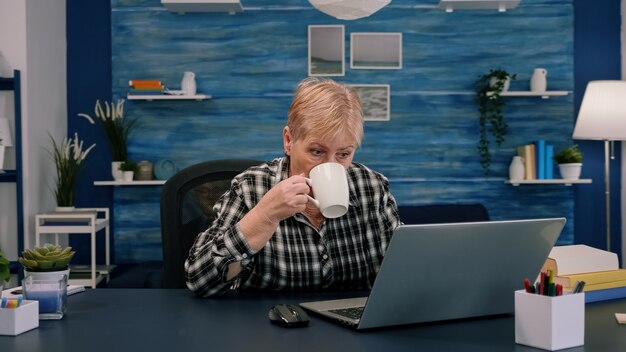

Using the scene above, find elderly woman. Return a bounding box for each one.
[185,78,401,297]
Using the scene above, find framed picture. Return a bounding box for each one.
[350,84,390,121]
[308,25,345,76]
[350,33,402,70]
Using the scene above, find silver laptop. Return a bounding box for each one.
[300,218,566,330]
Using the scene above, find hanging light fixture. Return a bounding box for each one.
[308,0,391,20]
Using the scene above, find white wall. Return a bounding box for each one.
[0,0,67,259]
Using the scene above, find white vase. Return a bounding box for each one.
[558,163,582,180]
[530,68,547,92]
[112,161,123,181]
[509,156,525,182]
[181,71,197,96]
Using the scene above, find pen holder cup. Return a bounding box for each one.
[0,300,39,336]
[514,290,585,351]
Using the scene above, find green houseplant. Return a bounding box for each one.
[18,243,76,272]
[119,159,137,182]
[49,132,96,208]
[553,144,583,164]
[78,99,138,181]
[475,68,517,175]
[78,99,138,162]
[553,144,583,179]
[119,159,137,172]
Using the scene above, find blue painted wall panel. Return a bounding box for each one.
[110,0,576,262]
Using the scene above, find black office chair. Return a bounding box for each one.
[160,159,263,288]
[397,203,489,225]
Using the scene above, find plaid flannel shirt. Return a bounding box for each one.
[185,157,401,297]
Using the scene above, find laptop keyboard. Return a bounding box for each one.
[328,306,364,320]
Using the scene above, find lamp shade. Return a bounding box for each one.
[0,117,13,147]
[308,0,390,20]
[573,80,626,141]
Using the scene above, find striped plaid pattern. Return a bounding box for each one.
[185,157,401,297]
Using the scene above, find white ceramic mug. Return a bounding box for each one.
[306,162,349,218]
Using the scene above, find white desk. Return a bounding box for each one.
[34,208,112,288]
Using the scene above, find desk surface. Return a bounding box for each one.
[1,289,625,351]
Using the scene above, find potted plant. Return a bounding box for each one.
[78,99,138,181]
[475,68,517,175]
[18,243,75,281]
[119,159,137,182]
[553,144,583,180]
[0,248,10,291]
[49,132,96,210]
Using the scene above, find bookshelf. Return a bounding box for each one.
[0,70,23,259]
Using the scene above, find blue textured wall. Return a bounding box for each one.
[108,0,576,262]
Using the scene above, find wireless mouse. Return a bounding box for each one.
[268,304,310,328]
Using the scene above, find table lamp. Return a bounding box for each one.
[573,80,626,252]
[0,117,14,171]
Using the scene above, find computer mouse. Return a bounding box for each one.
[268,304,310,328]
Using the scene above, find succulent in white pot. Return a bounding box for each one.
[19,243,75,281]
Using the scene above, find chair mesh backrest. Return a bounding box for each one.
[179,177,232,260]
[160,159,262,288]
[397,204,490,225]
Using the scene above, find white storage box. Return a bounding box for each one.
[515,290,584,351]
[0,300,39,336]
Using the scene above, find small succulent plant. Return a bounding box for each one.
[18,244,75,272]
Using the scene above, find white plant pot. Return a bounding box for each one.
[122,171,134,182]
[55,206,76,212]
[24,268,70,282]
[558,163,582,180]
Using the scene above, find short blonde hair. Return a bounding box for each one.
[287,78,364,147]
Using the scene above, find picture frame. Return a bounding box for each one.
[308,25,345,76]
[350,84,390,121]
[350,33,402,70]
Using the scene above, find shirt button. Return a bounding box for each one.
[242,253,248,259]
[322,254,328,260]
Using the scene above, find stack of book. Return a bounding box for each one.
[515,139,554,180]
[540,244,626,302]
[128,79,164,96]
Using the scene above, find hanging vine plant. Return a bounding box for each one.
[475,68,516,175]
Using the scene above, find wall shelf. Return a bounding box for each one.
[94,180,166,186]
[439,0,521,12]
[486,90,569,99]
[127,94,211,101]
[500,91,569,99]
[161,0,243,14]
[506,179,592,186]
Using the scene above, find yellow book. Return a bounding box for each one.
[583,279,626,291]
[554,269,626,289]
